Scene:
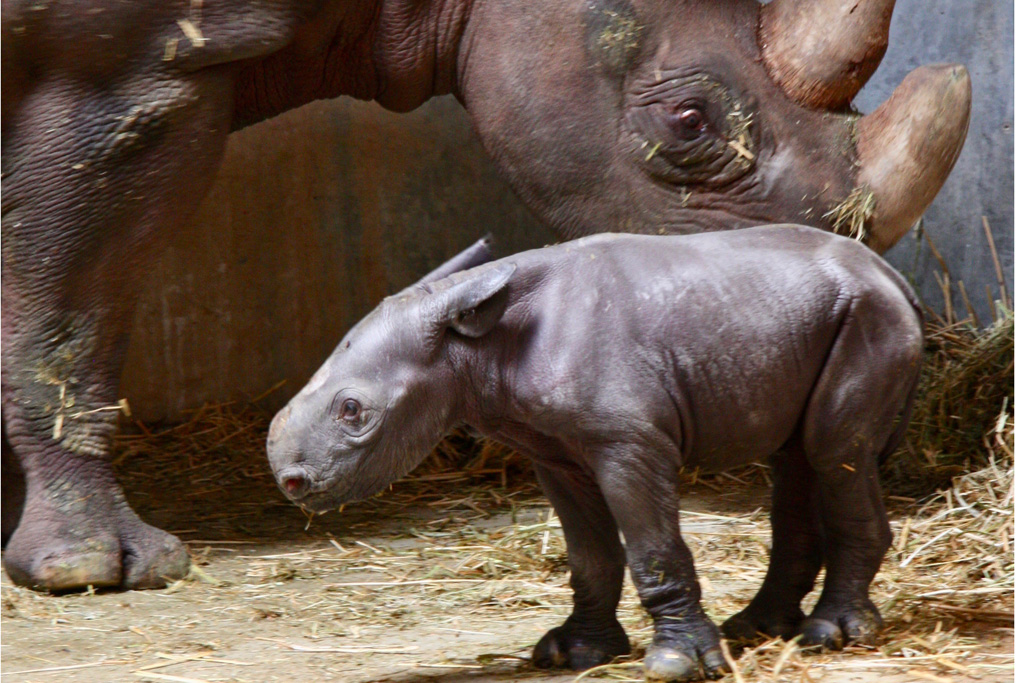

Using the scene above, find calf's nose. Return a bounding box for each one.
[276,467,310,498]
[267,405,292,446]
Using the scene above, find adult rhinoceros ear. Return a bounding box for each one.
[436,262,517,339]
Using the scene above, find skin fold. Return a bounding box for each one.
[2,0,966,591]
[268,225,924,680]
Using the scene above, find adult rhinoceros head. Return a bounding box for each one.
[456,0,969,252]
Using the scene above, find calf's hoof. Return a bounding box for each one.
[532,620,630,670]
[2,496,189,591]
[797,618,844,651]
[798,602,883,650]
[645,645,699,681]
[721,604,804,645]
[644,636,727,681]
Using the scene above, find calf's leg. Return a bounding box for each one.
[721,444,824,643]
[795,299,922,648]
[594,436,726,682]
[532,463,630,670]
[797,458,889,649]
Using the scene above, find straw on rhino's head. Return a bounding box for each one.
[458,0,970,252]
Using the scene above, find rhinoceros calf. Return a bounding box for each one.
[267,225,923,681]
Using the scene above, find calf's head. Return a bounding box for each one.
[460,0,970,252]
[267,254,516,513]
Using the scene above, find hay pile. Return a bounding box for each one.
[882,221,1014,493]
[883,312,1014,495]
[887,455,1013,622]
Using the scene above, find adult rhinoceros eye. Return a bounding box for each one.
[675,108,707,140]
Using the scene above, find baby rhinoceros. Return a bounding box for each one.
[267,225,923,682]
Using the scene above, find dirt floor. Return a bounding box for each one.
[1,413,1014,683]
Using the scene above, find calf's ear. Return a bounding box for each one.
[437,262,517,338]
[397,236,496,299]
[415,235,495,287]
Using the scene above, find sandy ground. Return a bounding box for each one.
[1,421,1013,683]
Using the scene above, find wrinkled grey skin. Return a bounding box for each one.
[268,225,924,681]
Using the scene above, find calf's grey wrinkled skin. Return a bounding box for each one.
[2,0,968,592]
[269,225,924,681]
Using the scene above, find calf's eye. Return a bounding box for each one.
[340,399,361,421]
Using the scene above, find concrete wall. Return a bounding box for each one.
[855,0,1013,322]
[121,1,1013,420]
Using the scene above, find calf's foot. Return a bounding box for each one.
[532,617,631,670]
[721,599,805,644]
[645,617,727,682]
[798,599,883,650]
[2,462,189,591]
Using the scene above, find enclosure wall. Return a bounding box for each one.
[120,98,553,420]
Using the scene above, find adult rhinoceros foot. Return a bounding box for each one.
[2,459,189,592]
[532,618,631,671]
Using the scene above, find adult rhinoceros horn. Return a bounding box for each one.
[759,0,896,110]
[856,64,972,252]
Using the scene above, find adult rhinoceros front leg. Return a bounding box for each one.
[1,69,237,590]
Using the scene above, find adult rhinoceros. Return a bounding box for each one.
[1,0,969,592]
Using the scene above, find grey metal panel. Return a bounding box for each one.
[854,0,1013,322]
